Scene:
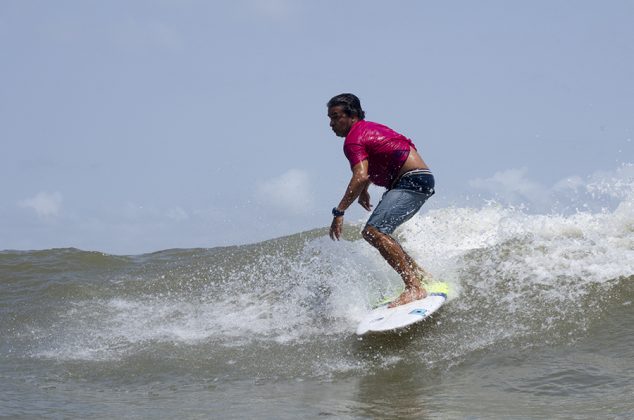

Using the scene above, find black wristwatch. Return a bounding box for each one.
[332,207,345,217]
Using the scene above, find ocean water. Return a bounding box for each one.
[1,171,633,418]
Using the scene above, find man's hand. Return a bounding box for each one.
[329,216,343,240]
[358,189,372,211]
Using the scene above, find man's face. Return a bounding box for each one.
[328,106,356,137]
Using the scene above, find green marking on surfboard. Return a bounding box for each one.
[373,281,449,308]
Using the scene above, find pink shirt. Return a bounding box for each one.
[343,120,416,187]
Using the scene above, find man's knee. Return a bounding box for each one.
[361,225,373,243]
[362,225,383,244]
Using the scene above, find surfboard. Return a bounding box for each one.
[356,281,449,335]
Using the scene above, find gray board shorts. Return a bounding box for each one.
[366,169,435,235]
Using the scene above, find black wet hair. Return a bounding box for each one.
[327,93,366,120]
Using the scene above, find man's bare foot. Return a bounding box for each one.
[388,286,427,308]
[416,270,434,285]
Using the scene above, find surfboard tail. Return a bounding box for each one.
[356,284,448,335]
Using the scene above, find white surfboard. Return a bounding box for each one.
[356,281,449,335]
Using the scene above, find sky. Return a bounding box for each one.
[1,0,633,254]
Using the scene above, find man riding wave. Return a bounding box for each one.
[327,93,436,307]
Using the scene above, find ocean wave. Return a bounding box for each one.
[1,169,632,380]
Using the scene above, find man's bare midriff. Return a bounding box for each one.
[397,146,429,178]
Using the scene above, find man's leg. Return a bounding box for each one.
[362,225,428,307]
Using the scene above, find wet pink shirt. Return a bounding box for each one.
[343,120,416,187]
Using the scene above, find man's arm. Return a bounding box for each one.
[357,181,372,211]
[330,160,371,240]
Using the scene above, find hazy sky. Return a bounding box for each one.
[2,0,633,254]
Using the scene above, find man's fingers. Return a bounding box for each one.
[330,225,341,241]
[329,225,339,241]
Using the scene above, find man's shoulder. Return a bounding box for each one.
[347,120,396,141]
[346,120,380,140]
[352,120,378,129]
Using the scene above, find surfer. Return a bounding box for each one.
[327,93,436,308]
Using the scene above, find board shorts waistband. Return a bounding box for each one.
[391,169,435,196]
[401,168,432,176]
